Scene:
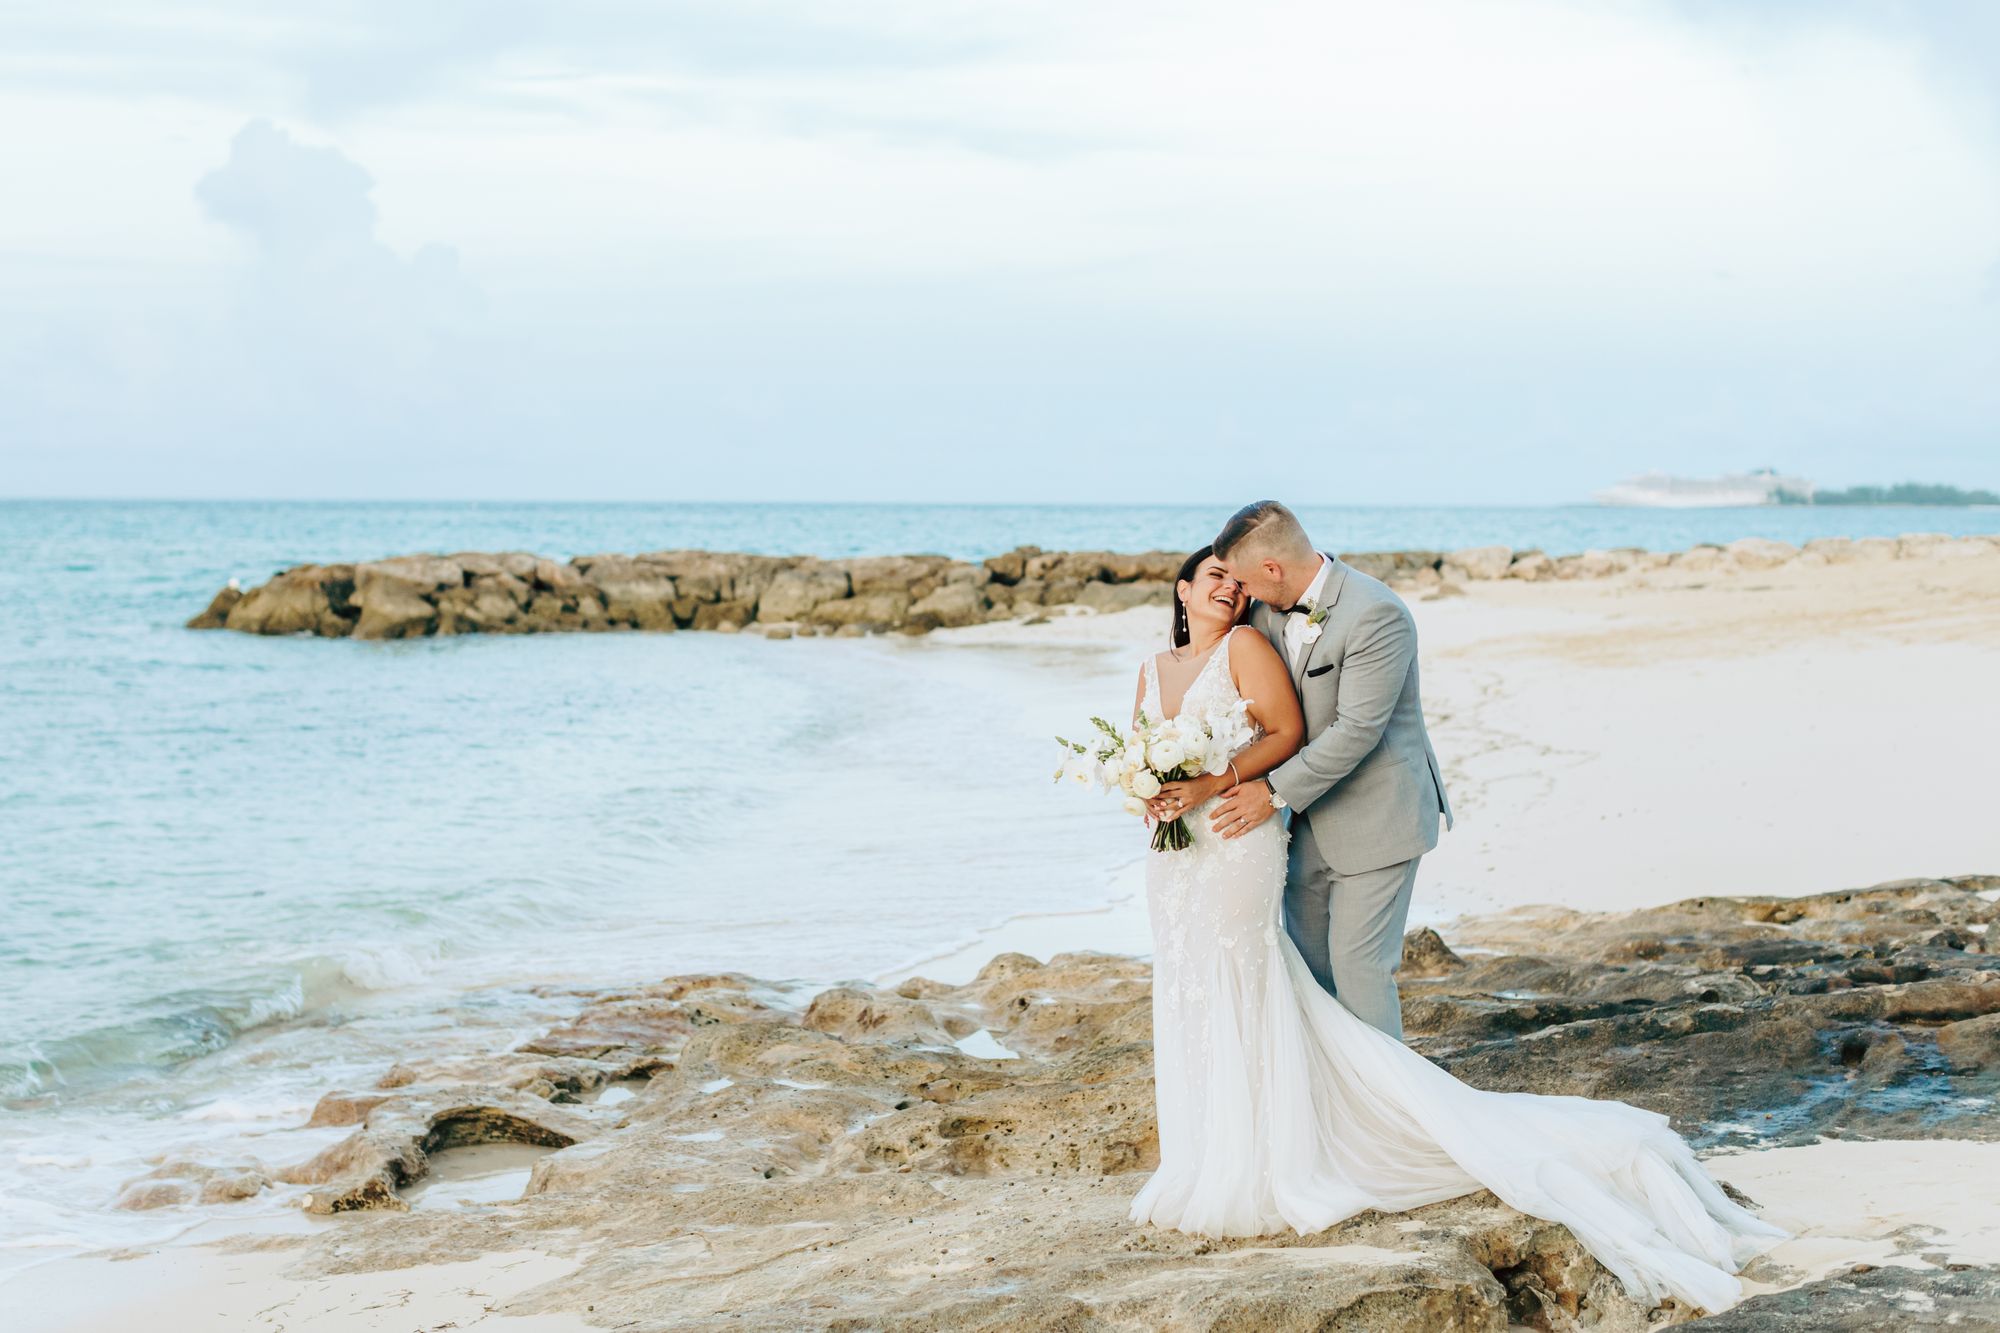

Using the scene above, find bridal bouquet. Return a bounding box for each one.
[1054,699,1256,852]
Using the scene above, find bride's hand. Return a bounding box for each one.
[1153,774,1223,819]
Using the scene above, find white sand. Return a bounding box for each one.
[15,1240,593,1333]
[1708,1140,2000,1294]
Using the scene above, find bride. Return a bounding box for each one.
[1123,544,1783,1314]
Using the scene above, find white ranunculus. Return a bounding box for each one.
[1131,770,1162,799]
[1148,738,1185,771]
[1122,795,1149,817]
[1180,729,1208,762]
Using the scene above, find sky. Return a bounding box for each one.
[2,0,1996,504]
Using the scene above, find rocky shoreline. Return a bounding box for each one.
[185,533,2000,640]
[122,874,2000,1329]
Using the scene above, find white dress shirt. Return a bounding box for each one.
[1283,554,1332,666]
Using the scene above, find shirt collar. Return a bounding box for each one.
[1298,553,1332,610]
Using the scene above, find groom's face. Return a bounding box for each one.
[1221,553,1287,606]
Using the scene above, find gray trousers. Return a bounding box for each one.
[1283,825,1421,1040]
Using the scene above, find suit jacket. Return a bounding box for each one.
[1252,554,1453,876]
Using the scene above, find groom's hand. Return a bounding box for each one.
[1210,780,1277,840]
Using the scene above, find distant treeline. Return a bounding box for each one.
[1777,482,2000,506]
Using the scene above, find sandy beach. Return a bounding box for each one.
[12,539,2000,1330]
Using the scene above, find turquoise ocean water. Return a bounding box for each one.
[1,498,1995,1263]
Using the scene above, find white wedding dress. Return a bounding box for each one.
[1127,629,1783,1313]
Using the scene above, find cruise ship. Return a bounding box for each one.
[1593,468,1814,508]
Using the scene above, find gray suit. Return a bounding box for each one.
[1252,554,1452,1039]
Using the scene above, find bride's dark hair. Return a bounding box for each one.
[1170,544,1216,648]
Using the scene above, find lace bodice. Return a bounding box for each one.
[1141,627,1264,766]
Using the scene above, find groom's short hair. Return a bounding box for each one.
[1215,500,1313,563]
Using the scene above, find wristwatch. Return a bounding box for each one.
[1267,782,1287,810]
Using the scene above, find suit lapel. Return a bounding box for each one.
[1290,554,1347,691]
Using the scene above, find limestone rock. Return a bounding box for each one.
[1937,1013,2000,1071]
[1344,551,1444,583]
[845,555,962,600]
[352,556,463,640]
[810,591,912,630]
[803,986,961,1048]
[464,572,530,629]
[233,884,2000,1328]
[1076,580,1171,614]
[224,564,355,636]
[185,584,243,629]
[1402,927,1468,978]
[1449,545,1515,580]
[1725,538,1797,570]
[1684,1264,2000,1330]
[578,556,679,630]
[1409,878,2000,1144]
[187,534,2000,643]
[983,546,1038,584]
[758,563,852,622]
[909,583,990,628]
[278,1086,595,1213]
[1673,545,1733,573]
[1895,532,1952,559]
[1801,537,1856,564]
[308,1091,393,1127]
[1556,550,1620,580]
[1507,552,1555,581]
[691,599,753,631]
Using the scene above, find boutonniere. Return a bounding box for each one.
[1298,600,1328,646]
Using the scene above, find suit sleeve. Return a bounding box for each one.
[1266,599,1415,811]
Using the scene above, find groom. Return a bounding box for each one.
[1206,500,1452,1040]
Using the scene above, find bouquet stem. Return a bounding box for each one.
[1151,815,1194,853]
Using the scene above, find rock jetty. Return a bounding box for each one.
[185,533,2000,640]
[129,874,2000,1329]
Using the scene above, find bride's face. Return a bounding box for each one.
[1179,558,1246,635]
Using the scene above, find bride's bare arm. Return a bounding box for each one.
[1222,627,1305,777]
[1151,627,1303,817]
[1132,662,1148,727]
[1207,628,1309,839]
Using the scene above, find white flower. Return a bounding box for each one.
[1148,737,1185,770]
[1122,795,1149,818]
[1302,622,1324,646]
[1062,754,1096,786]
[1180,728,1208,762]
[1131,770,1162,799]
[1205,751,1231,777]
